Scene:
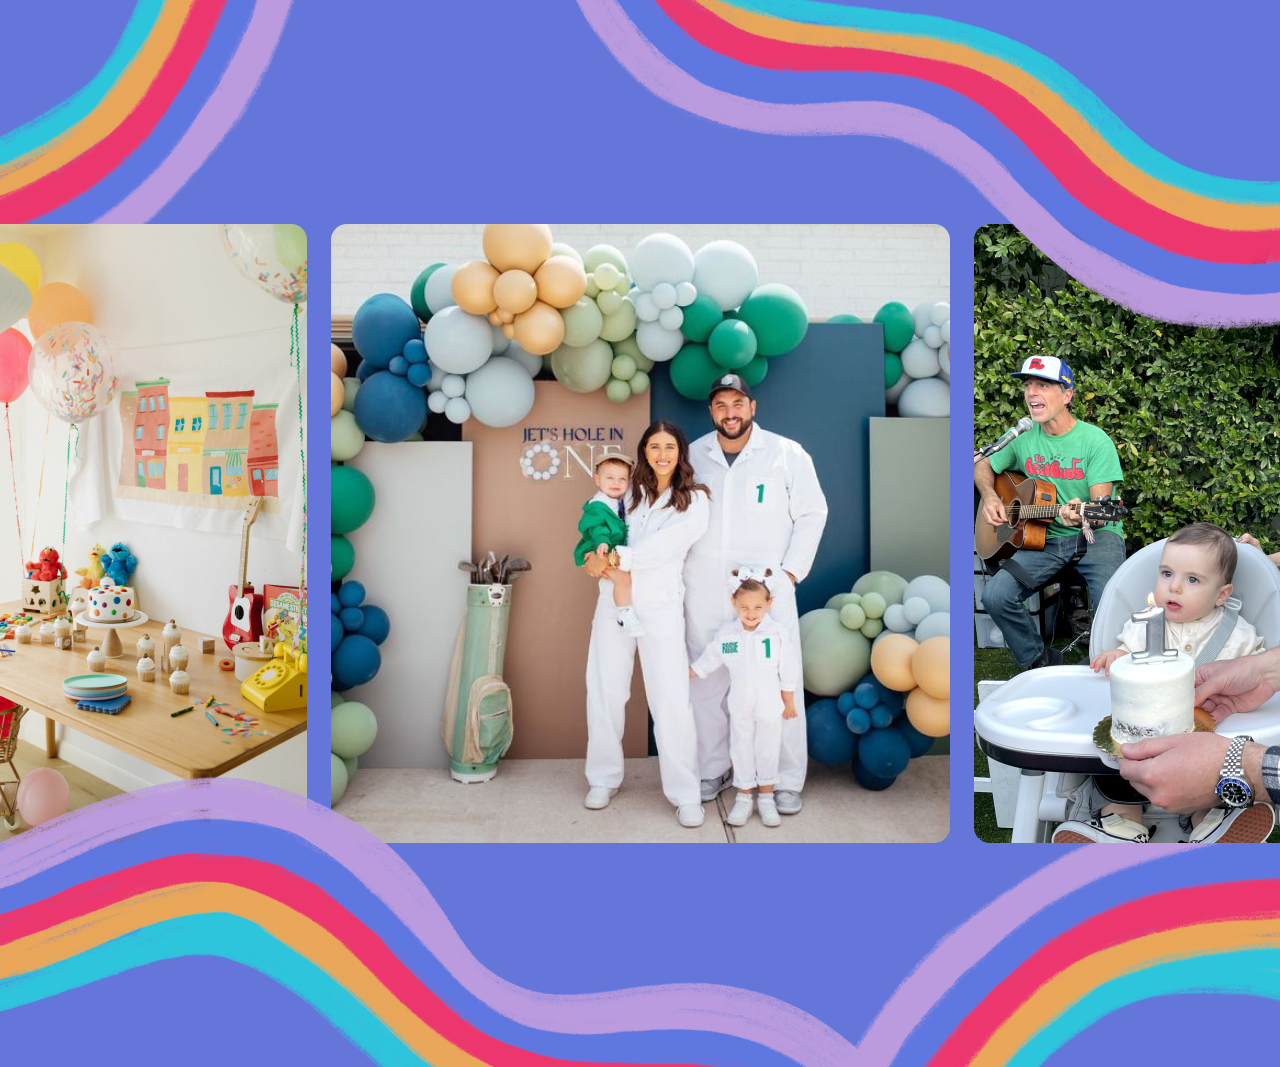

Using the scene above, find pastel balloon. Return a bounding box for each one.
[534,256,587,309]
[561,297,604,347]
[28,322,117,423]
[0,265,31,334]
[330,343,346,377]
[343,377,360,412]
[0,328,32,403]
[494,269,538,314]
[427,390,448,414]
[629,233,694,290]
[330,372,343,416]
[911,301,936,338]
[504,341,543,377]
[635,320,683,362]
[28,282,91,341]
[900,337,940,379]
[628,370,650,395]
[0,243,40,296]
[16,766,69,826]
[512,300,564,355]
[444,396,472,424]
[582,244,627,273]
[451,260,499,315]
[465,356,536,427]
[440,374,466,398]
[652,282,677,310]
[605,378,632,404]
[550,339,613,393]
[424,263,458,314]
[870,633,918,692]
[905,688,950,737]
[693,239,758,311]
[423,305,494,374]
[599,300,637,343]
[898,377,950,417]
[912,636,950,700]
[220,225,307,304]
[551,242,582,263]
[611,354,637,381]
[798,607,871,696]
[483,224,553,273]
[593,262,621,290]
[903,574,950,614]
[409,262,445,320]
[633,292,659,322]
[331,701,378,759]
[331,410,365,462]
[597,290,623,316]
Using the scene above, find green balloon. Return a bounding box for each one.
[332,701,379,759]
[561,297,603,347]
[739,353,769,388]
[605,378,633,404]
[839,602,867,630]
[332,535,355,581]
[583,244,627,273]
[343,755,358,779]
[342,377,360,412]
[680,293,723,343]
[861,592,887,620]
[410,263,445,322]
[550,339,612,393]
[884,352,904,388]
[611,354,637,381]
[551,242,582,264]
[708,319,758,369]
[629,370,650,395]
[669,343,722,401]
[828,313,862,324]
[330,691,343,709]
[860,617,884,639]
[331,465,375,535]
[874,301,914,353]
[736,283,809,356]
[612,335,653,372]
[331,409,365,462]
[272,224,307,272]
[331,752,349,806]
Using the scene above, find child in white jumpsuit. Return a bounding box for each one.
[689,569,800,827]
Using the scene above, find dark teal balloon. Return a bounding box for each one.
[736,283,808,356]
[354,370,427,443]
[827,313,862,324]
[668,343,722,401]
[680,293,724,343]
[332,535,355,581]
[708,319,758,370]
[885,352,904,388]
[357,605,391,646]
[738,354,769,388]
[352,293,420,368]
[331,466,375,535]
[874,301,914,353]
[333,634,381,690]
[858,727,911,779]
[410,263,445,322]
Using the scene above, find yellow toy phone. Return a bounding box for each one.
[241,642,308,713]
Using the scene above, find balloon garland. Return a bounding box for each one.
[828,300,951,417]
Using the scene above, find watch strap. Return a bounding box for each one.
[1218,734,1253,807]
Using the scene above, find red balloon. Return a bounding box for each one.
[0,328,30,404]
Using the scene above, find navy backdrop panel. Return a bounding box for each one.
[651,322,886,616]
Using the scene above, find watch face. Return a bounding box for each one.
[1216,778,1252,808]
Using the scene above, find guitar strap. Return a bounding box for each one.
[998,532,1088,593]
[1194,597,1242,667]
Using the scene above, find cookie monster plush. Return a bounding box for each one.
[102,542,137,586]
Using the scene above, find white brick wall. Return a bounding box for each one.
[332,224,949,319]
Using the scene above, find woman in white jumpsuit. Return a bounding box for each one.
[582,421,709,828]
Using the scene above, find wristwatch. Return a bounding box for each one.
[1215,734,1254,808]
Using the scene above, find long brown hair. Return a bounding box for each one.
[629,420,709,514]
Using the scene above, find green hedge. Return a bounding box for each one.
[975,226,1280,550]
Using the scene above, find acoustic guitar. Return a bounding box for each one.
[975,469,1128,562]
[223,497,265,650]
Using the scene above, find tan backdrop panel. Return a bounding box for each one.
[464,382,653,758]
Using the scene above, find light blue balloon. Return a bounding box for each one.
[464,357,536,428]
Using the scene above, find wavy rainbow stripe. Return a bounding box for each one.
[1,780,1272,1067]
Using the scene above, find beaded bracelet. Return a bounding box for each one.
[1263,746,1280,806]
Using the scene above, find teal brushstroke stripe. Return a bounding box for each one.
[719,0,1280,205]
[0,914,430,1067]
[1008,948,1280,1067]
[0,1,165,167]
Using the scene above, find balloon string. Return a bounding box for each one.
[291,303,306,655]
[29,409,49,562]
[62,424,77,549]
[6,404,20,574]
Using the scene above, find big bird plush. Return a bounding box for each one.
[75,543,106,589]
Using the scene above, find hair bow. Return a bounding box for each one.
[728,566,775,596]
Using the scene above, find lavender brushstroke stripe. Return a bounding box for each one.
[96,0,292,223]
[578,0,1279,326]
[0,780,1181,1067]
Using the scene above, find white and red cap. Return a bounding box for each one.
[1010,355,1073,388]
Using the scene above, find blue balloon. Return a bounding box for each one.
[354,370,428,443]
[869,703,895,729]
[352,293,420,369]
[894,718,935,758]
[845,707,871,734]
[407,363,431,388]
[356,359,375,382]
[853,761,896,791]
[333,634,382,690]
[403,339,427,363]
[806,698,856,766]
[330,613,343,652]
[388,355,409,376]
[878,687,905,714]
[330,592,342,614]
[858,727,911,780]
[853,679,882,709]
[338,581,365,608]
[356,605,391,645]
[339,606,365,633]
[836,691,856,715]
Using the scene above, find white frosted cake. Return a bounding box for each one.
[1109,650,1195,745]
[88,582,137,622]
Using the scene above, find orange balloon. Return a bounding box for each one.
[28,282,92,340]
[451,260,499,315]
[905,688,950,738]
[482,224,553,274]
[497,309,515,324]
[911,636,950,700]
[513,300,564,355]
[487,311,502,326]
[330,343,346,377]
[869,633,918,692]
[501,323,517,340]
[493,269,538,314]
[330,372,343,416]
[534,255,588,309]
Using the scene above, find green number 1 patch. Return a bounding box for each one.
[762,637,772,658]
[756,484,765,504]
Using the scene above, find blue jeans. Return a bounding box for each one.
[982,530,1126,668]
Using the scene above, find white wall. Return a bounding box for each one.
[332,224,949,319]
[3,225,306,796]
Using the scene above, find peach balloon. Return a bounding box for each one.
[534,255,588,309]
[488,311,502,326]
[493,269,538,314]
[28,282,92,340]
[330,343,346,377]
[513,300,564,355]
[451,260,499,315]
[501,324,517,340]
[869,633,918,692]
[497,309,515,324]
[906,688,950,738]
[330,372,343,416]
[483,224,553,274]
[912,636,950,700]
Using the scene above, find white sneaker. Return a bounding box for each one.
[584,786,617,810]
[677,804,705,828]
[757,795,781,827]
[700,770,733,802]
[1052,813,1149,843]
[726,793,754,827]
[615,606,646,637]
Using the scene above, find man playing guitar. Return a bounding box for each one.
[975,356,1125,670]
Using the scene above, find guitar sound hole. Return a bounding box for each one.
[1006,502,1020,522]
[233,605,245,623]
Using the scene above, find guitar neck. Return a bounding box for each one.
[1015,502,1111,521]
[237,501,259,596]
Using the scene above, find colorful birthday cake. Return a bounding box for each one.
[87,581,137,623]
[1109,650,1195,745]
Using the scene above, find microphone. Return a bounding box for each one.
[975,417,1033,462]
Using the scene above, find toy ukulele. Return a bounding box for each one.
[223,497,265,651]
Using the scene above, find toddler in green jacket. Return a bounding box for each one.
[574,453,643,636]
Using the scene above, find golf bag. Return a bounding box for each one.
[440,582,514,782]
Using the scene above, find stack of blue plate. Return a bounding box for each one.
[63,674,128,701]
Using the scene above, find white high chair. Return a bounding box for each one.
[975,539,1280,842]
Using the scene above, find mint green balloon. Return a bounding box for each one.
[874,302,914,353]
[597,290,623,316]
[583,244,627,273]
[561,297,603,347]
[739,353,769,388]
[826,592,861,611]
[342,755,358,778]
[605,378,633,404]
[885,352,904,388]
[828,313,862,324]
[736,283,809,356]
[669,343,721,401]
[611,354,637,381]
[861,592,887,620]
[272,224,307,272]
[839,602,867,630]
[410,263,445,321]
[331,410,365,462]
[629,370,650,395]
[331,752,349,805]
[332,535,355,581]
[330,691,343,709]
[861,618,884,639]
[342,377,360,412]
[332,701,378,759]
[550,339,612,393]
[708,319,757,369]
[599,299,637,343]
[551,242,582,263]
[680,293,723,343]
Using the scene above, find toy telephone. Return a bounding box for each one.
[241,642,307,713]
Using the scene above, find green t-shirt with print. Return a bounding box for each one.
[990,420,1124,539]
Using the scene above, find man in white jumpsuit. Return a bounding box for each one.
[685,374,828,814]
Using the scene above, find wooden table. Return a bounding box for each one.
[0,602,306,779]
